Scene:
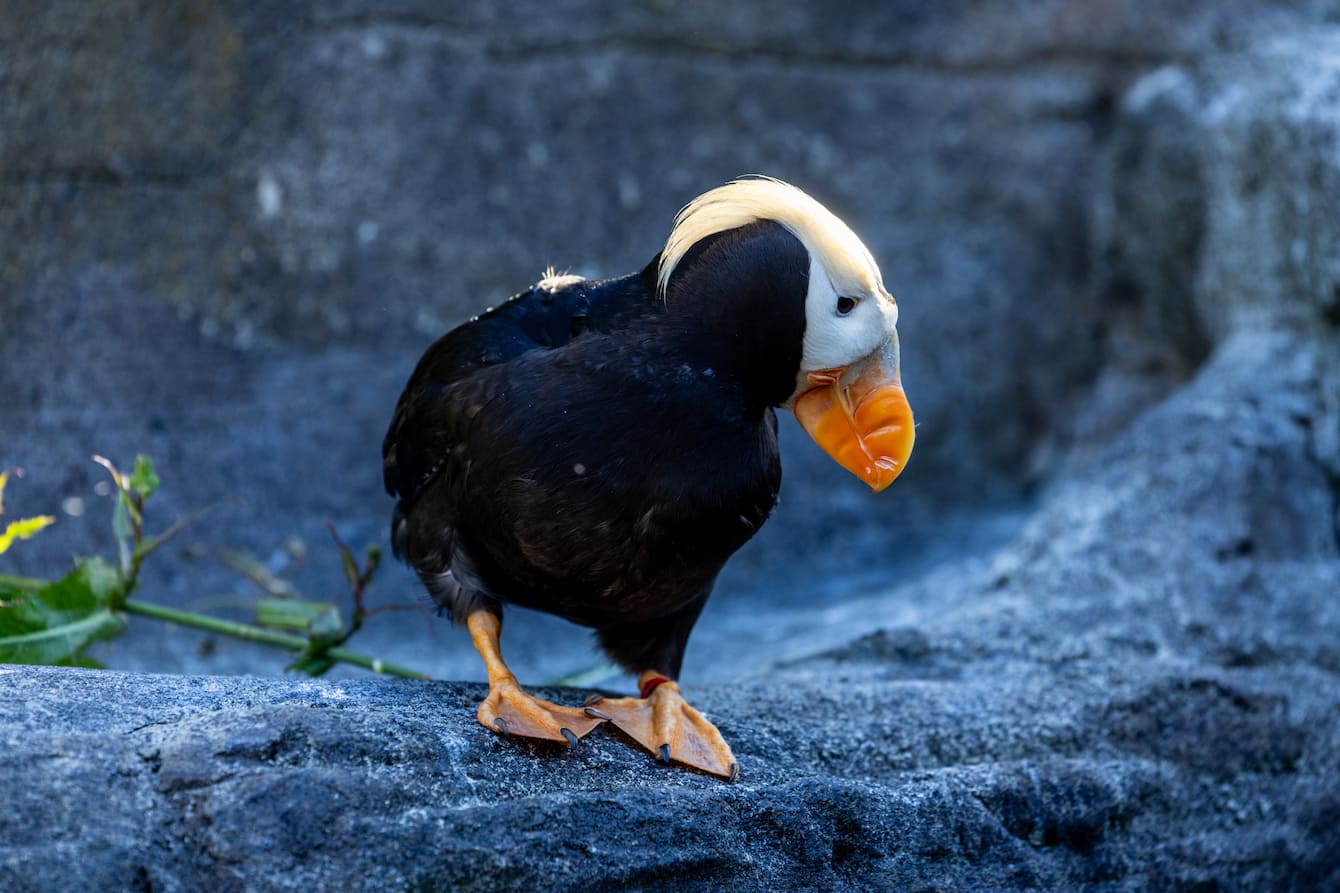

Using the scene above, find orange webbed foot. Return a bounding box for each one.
[585,674,738,780]
[478,677,604,748]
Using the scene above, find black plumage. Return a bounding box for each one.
[383,221,809,677]
[383,177,913,779]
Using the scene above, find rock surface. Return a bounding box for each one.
[4,4,1340,892]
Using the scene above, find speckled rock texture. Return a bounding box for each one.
[3,3,1340,891]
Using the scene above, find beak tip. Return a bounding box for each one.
[793,365,914,494]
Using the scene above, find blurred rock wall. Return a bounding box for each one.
[2,2,1339,679]
[9,2,1335,488]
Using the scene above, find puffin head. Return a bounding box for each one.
[656,177,914,492]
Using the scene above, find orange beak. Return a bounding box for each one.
[792,339,914,493]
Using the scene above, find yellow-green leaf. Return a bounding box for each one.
[0,515,56,554]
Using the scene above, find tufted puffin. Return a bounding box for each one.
[383,177,914,779]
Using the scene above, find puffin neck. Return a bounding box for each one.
[656,221,810,412]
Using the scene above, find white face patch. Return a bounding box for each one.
[799,254,899,375]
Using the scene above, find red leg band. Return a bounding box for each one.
[640,676,672,699]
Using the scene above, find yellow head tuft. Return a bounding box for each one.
[656,176,884,299]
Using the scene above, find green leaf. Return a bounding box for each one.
[257,597,347,678]
[307,606,345,646]
[255,598,344,637]
[336,541,360,589]
[0,515,56,554]
[0,611,123,665]
[286,654,337,676]
[128,455,160,501]
[93,455,135,572]
[0,558,127,664]
[361,545,382,585]
[111,496,132,572]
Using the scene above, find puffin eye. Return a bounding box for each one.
[836,296,859,316]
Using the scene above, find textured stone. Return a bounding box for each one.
[1078,30,1340,463]
[1095,33,1340,348]
[4,6,1340,891]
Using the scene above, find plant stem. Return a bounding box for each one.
[0,572,48,591]
[121,600,430,679]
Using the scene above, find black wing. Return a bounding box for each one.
[381,266,662,506]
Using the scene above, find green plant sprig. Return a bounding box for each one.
[0,456,429,679]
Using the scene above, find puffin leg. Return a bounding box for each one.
[584,670,738,780]
[466,610,604,747]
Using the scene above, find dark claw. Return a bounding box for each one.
[561,728,579,751]
[584,706,612,721]
[493,716,511,735]
[658,743,671,764]
[729,763,740,783]
[583,693,604,706]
